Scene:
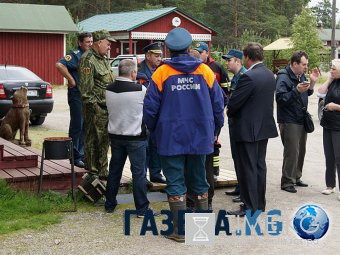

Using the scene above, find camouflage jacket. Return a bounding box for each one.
[78,48,114,106]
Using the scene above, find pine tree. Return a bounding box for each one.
[291,8,323,69]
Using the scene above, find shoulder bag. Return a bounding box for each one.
[295,95,314,133]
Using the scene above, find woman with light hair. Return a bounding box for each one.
[318,59,340,199]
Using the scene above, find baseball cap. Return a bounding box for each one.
[222,49,243,60]
[194,42,209,53]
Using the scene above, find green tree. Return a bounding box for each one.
[2,0,314,51]
[291,8,323,68]
[311,0,333,28]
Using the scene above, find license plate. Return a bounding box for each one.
[27,90,38,96]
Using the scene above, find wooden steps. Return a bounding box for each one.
[0,140,38,169]
[0,137,87,192]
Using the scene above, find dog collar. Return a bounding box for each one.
[12,104,29,108]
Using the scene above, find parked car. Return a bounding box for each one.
[0,65,54,125]
[110,54,145,76]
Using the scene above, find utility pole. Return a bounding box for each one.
[331,0,336,59]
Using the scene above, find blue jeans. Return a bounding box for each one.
[146,138,163,179]
[160,155,209,196]
[105,138,149,213]
[68,88,84,163]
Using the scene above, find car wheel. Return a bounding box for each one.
[30,116,46,125]
[318,99,325,121]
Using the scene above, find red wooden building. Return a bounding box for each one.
[0,3,77,84]
[79,7,217,58]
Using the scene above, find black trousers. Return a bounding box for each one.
[235,139,268,211]
[229,124,240,194]
[323,128,340,189]
[205,153,214,204]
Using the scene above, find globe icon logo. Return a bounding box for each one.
[293,205,329,240]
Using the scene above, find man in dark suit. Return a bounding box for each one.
[227,43,278,216]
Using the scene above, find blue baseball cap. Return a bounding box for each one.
[165,28,192,52]
[222,49,243,60]
[194,42,209,53]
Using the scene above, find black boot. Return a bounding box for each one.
[186,193,196,212]
[165,200,186,243]
[195,197,208,211]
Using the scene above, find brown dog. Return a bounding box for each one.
[0,86,31,146]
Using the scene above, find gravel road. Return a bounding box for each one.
[0,87,339,255]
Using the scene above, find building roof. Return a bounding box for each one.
[318,28,340,41]
[79,7,216,33]
[264,38,293,51]
[0,3,77,33]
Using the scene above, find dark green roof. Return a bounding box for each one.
[0,3,77,33]
[318,29,340,41]
[79,7,216,33]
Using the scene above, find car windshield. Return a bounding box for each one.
[0,67,42,81]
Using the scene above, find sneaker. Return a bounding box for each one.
[321,187,335,195]
[74,160,85,168]
[137,208,161,218]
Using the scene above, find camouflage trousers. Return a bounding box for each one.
[82,102,109,177]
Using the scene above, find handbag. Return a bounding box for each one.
[295,95,314,133]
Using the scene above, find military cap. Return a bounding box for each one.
[93,29,116,42]
[143,42,162,54]
[222,49,243,60]
[194,42,209,53]
[165,27,192,52]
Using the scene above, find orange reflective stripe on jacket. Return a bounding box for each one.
[151,63,215,92]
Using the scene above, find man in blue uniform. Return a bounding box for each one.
[138,42,162,86]
[56,32,93,168]
[222,49,247,202]
[143,27,224,242]
[138,42,166,185]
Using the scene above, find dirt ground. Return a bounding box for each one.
[0,87,340,255]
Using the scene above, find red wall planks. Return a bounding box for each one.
[0,32,64,84]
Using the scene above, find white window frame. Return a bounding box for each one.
[120,41,137,54]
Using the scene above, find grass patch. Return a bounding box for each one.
[27,126,67,150]
[52,84,67,90]
[0,180,74,235]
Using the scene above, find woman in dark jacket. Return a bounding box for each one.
[318,59,340,200]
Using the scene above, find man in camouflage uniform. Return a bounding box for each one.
[79,29,115,179]
[56,32,93,169]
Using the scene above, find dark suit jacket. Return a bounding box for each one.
[227,63,278,142]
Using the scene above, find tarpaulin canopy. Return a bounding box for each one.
[264,38,293,51]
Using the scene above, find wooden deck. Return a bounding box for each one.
[119,160,237,191]
[0,137,237,192]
